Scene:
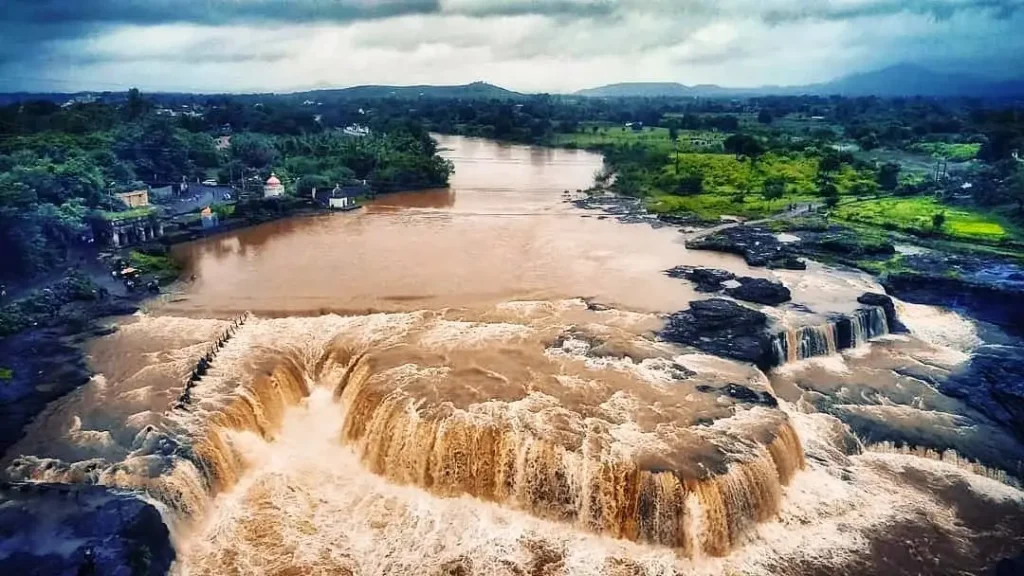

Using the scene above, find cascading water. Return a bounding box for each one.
[2,302,809,562]
[770,306,891,366]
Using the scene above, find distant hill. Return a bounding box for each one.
[296,81,521,100]
[810,64,1006,97]
[575,64,1024,99]
[574,83,696,98]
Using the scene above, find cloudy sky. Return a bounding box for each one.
[2,0,1022,94]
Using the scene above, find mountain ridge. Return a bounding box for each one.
[574,64,1024,98]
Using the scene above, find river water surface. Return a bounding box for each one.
[4,136,1023,575]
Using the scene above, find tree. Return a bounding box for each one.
[877,162,901,191]
[668,121,680,173]
[125,88,147,121]
[817,149,842,179]
[757,109,773,125]
[674,175,704,196]
[1011,168,1024,214]
[723,134,764,161]
[761,176,787,206]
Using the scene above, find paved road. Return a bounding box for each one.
[683,203,818,241]
[165,185,232,216]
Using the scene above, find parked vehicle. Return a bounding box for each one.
[202,179,218,186]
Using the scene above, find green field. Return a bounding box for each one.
[834,196,1014,243]
[643,152,877,219]
[909,142,980,162]
[552,126,722,153]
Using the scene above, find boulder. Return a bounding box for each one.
[726,278,792,305]
[661,299,775,368]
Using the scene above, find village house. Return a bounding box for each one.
[115,189,150,208]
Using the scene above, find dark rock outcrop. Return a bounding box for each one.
[0,483,175,576]
[0,296,139,458]
[884,270,1024,337]
[942,344,1024,442]
[665,266,792,305]
[661,299,776,369]
[686,226,805,269]
[665,266,736,292]
[725,278,792,305]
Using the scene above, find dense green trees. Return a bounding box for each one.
[0,90,453,281]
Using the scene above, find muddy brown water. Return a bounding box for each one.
[3,136,1022,575]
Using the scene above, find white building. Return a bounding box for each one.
[343,124,371,137]
[263,173,285,198]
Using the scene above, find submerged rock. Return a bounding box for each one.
[725,278,792,306]
[696,383,779,407]
[661,299,775,368]
[0,483,175,576]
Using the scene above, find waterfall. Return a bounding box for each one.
[770,306,891,367]
[4,309,810,560]
[337,353,806,557]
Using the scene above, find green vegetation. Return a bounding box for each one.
[128,250,180,282]
[0,273,99,337]
[0,90,453,283]
[0,367,12,381]
[910,142,980,162]
[834,196,1013,243]
[99,207,157,221]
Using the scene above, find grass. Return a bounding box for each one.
[644,152,860,220]
[553,126,722,153]
[100,207,156,221]
[834,196,1015,243]
[909,142,980,162]
[646,193,799,219]
[128,250,180,282]
[0,367,12,381]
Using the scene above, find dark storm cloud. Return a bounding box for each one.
[761,0,1022,25]
[3,0,441,26]
[0,0,439,64]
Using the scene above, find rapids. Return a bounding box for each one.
[3,136,1023,575]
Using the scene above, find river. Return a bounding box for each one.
[3,135,1022,575]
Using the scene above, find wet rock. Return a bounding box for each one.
[696,383,778,407]
[942,343,1024,442]
[666,267,792,306]
[725,278,792,306]
[661,299,775,369]
[0,483,175,576]
[0,331,92,458]
[686,226,798,268]
[857,292,905,333]
[664,266,736,292]
[582,298,612,312]
[883,266,1024,337]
